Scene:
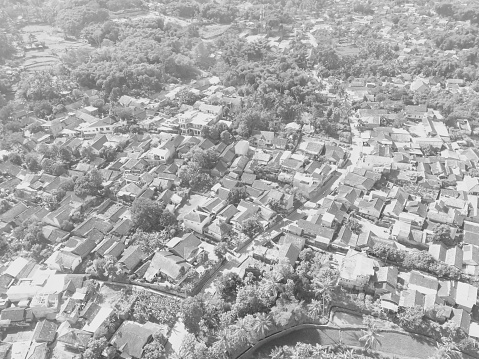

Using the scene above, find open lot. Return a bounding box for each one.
[177,194,208,221]
[200,24,231,40]
[20,24,91,72]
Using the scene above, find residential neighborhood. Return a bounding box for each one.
[2,0,479,358]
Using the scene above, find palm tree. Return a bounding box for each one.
[359,324,383,351]
[231,318,250,345]
[270,346,286,359]
[435,337,459,359]
[307,299,323,320]
[313,277,335,317]
[253,313,273,339]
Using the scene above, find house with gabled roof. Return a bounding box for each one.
[33,320,57,343]
[45,251,82,273]
[449,307,470,333]
[110,321,155,359]
[166,233,201,262]
[183,209,211,234]
[344,172,375,191]
[57,322,92,350]
[375,266,398,295]
[408,270,438,295]
[399,289,425,309]
[338,249,378,291]
[463,244,479,266]
[118,246,146,273]
[454,282,477,312]
[144,251,190,282]
[206,219,232,241]
[357,198,384,220]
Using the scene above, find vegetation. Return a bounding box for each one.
[131,198,177,232]
[368,244,464,281]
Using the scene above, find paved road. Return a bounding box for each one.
[96,279,185,299]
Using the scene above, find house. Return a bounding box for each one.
[375,266,398,295]
[451,308,471,333]
[178,110,217,136]
[144,146,174,162]
[438,280,456,306]
[110,321,155,359]
[399,289,425,308]
[0,307,26,325]
[183,210,211,234]
[57,323,92,350]
[408,270,438,295]
[463,244,479,266]
[255,131,275,147]
[454,282,477,312]
[166,233,202,262]
[338,249,378,291]
[45,251,82,273]
[358,198,384,220]
[217,204,239,223]
[118,246,146,273]
[82,306,114,336]
[344,172,375,191]
[206,219,232,241]
[78,118,120,137]
[144,251,190,282]
[278,243,301,265]
[32,320,57,343]
[410,78,429,93]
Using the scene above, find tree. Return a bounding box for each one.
[131,230,169,255]
[80,146,95,161]
[74,169,103,197]
[215,272,242,301]
[241,218,262,238]
[434,337,460,359]
[8,152,22,165]
[397,306,424,331]
[214,241,228,259]
[253,313,272,339]
[359,323,383,351]
[131,198,176,232]
[185,148,219,169]
[82,337,108,359]
[227,187,248,205]
[307,299,323,320]
[142,332,166,359]
[178,89,200,106]
[132,292,180,328]
[231,317,251,345]
[12,219,47,252]
[99,146,117,162]
[220,130,232,144]
[432,224,454,246]
[346,218,362,235]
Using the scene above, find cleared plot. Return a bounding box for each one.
[20,24,91,72]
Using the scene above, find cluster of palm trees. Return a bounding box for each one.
[270,343,365,359]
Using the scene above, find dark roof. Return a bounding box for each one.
[33,320,57,343]
[73,217,113,237]
[58,329,92,348]
[0,307,25,322]
[72,238,97,258]
[119,245,146,271]
[110,321,154,359]
[80,302,100,321]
